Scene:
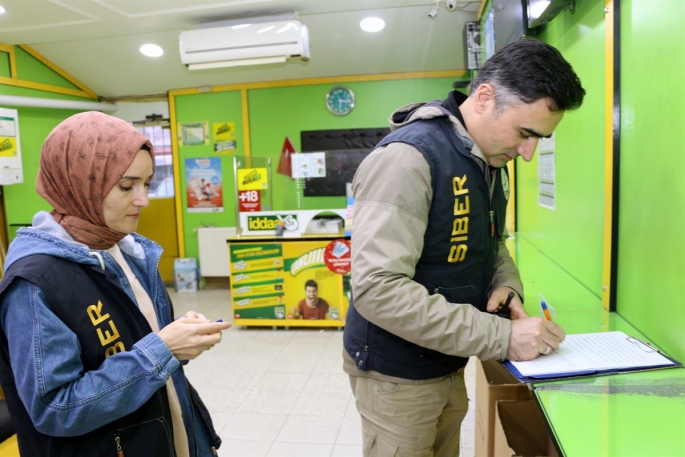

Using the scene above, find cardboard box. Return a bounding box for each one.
[475,359,531,457]
[494,400,557,457]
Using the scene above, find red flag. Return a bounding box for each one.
[277,136,296,179]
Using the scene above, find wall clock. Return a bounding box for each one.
[326,86,355,115]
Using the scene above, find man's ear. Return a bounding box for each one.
[472,83,495,114]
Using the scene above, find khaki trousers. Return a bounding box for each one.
[349,370,468,457]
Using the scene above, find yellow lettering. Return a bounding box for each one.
[448,245,468,263]
[105,342,126,358]
[97,320,121,346]
[87,301,110,326]
[452,217,469,236]
[448,175,470,263]
[453,196,470,215]
[452,175,468,195]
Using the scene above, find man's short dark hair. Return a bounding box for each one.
[305,279,318,289]
[471,38,585,112]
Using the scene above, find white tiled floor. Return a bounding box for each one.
[171,288,476,457]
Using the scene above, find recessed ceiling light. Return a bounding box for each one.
[360,17,385,33]
[0,6,6,14]
[140,44,164,57]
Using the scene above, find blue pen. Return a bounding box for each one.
[541,301,553,321]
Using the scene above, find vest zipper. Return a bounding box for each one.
[115,434,124,457]
[490,211,495,238]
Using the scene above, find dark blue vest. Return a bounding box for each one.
[344,116,509,380]
[0,254,218,456]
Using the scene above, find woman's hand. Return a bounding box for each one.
[158,313,232,361]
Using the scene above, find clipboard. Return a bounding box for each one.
[500,331,683,384]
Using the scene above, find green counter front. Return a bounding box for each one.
[227,235,350,328]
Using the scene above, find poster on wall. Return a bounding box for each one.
[185,157,224,212]
[237,167,269,191]
[292,152,326,179]
[213,121,237,153]
[538,133,556,210]
[0,108,23,185]
[178,121,209,146]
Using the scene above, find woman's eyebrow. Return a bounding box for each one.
[120,172,154,181]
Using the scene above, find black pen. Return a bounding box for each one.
[494,291,515,318]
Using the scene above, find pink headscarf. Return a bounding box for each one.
[36,111,154,249]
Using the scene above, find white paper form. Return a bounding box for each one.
[510,331,676,377]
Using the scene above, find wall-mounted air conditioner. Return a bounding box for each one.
[179,19,310,70]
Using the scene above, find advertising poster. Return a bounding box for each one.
[0,108,23,185]
[185,157,224,212]
[291,152,326,178]
[282,241,347,322]
[230,243,285,319]
[229,240,350,323]
[213,121,237,153]
[237,167,268,191]
[178,121,209,146]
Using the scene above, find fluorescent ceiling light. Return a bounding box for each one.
[187,56,287,70]
[140,44,164,57]
[0,6,5,14]
[360,17,385,33]
[0,94,117,112]
[530,0,551,19]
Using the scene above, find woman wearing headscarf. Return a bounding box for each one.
[0,111,231,456]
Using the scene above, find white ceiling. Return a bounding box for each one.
[0,0,481,98]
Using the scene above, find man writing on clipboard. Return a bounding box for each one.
[343,39,585,457]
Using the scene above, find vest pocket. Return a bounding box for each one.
[432,285,479,308]
[113,417,174,457]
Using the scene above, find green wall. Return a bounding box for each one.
[488,0,685,362]
[13,47,80,90]
[616,0,685,363]
[515,0,607,305]
[0,46,94,238]
[174,90,244,259]
[174,76,463,259]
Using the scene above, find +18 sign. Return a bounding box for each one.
[238,190,261,212]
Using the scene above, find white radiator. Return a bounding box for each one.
[197,227,236,277]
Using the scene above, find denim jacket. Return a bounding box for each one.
[0,211,218,456]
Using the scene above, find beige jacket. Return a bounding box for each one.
[343,101,522,382]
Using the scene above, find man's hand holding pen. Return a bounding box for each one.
[487,287,566,361]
